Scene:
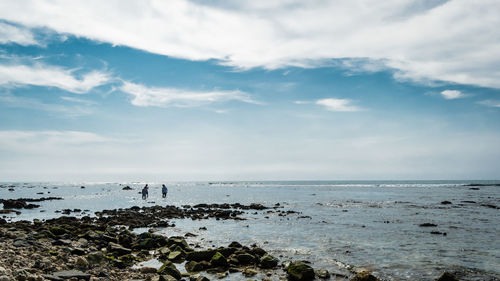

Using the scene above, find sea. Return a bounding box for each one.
[1,180,499,281]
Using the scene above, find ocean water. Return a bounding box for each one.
[1,181,499,280]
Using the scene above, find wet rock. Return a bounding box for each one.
[316,269,330,279]
[282,260,292,270]
[185,261,203,273]
[49,226,67,236]
[242,268,258,277]
[228,241,242,248]
[186,250,216,262]
[419,223,438,227]
[86,251,106,265]
[441,201,452,205]
[158,261,181,280]
[168,251,185,262]
[13,239,31,247]
[107,242,132,256]
[75,257,88,269]
[250,247,267,257]
[236,253,256,265]
[122,186,133,190]
[49,270,91,281]
[210,252,228,268]
[287,261,315,281]
[259,254,278,269]
[436,272,458,281]
[350,271,378,281]
[195,276,210,281]
[70,247,86,255]
[159,275,178,281]
[167,237,189,250]
[140,267,157,274]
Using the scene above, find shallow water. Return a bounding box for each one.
[1,181,499,280]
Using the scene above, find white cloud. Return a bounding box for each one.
[60,96,98,105]
[120,81,258,107]
[316,98,361,112]
[0,63,111,94]
[0,93,93,116]
[0,21,37,45]
[0,130,113,147]
[0,0,499,88]
[440,89,466,99]
[477,100,500,108]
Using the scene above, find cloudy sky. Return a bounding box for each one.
[0,0,499,181]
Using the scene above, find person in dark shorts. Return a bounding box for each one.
[162,184,168,198]
[142,184,149,199]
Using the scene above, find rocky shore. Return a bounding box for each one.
[0,203,461,281]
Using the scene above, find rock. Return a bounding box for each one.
[242,268,258,277]
[316,269,330,279]
[122,186,133,190]
[259,254,278,269]
[86,251,106,265]
[441,201,452,205]
[282,260,292,270]
[195,276,210,281]
[216,272,228,279]
[80,186,85,189]
[52,270,91,281]
[158,261,181,280]
[13,239,31,247]
[140,267,158,274]
[228,241,242,248]
[210,252,228,268]
[107,242,132,256]
[287,261,315,281]
[167,237,189,250]
[168,251,185,262]
[0,276,11,281]
[350,271,378,281]
[436,272,459,281]
[250,247,267,257]
[49,226,67,236]
[236,253,256,265]
[14,269,28,281]
[52,239,72,246]
[419,223,438,227]
[186,250,216,262]
[75,257,89,269]
[185,261,203,273]
[159,275,178,281]
[70,248,86,255]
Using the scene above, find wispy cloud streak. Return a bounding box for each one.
[316,98,362,112]
[0,63,111,94]
[120,81,258,108]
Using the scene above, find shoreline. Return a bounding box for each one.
[0,203,464,281]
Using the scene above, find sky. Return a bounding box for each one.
[0,0,499,181]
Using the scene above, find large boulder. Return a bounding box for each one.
[287,261,315,281]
